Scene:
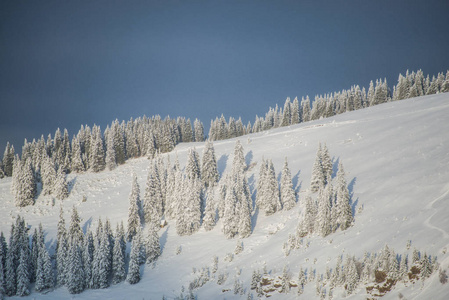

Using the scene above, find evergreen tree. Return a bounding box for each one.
[203,188,216,231]
[56,230,68,286]
[128,173,142,241]
[35,242,54,292]
[41,155,56,195]
[105,130,117,171]
[201,140,219,188]
[291,97,300,124]
[255,158,267,210]
[238,178,252,238]
[54,166,69,200]
[126,235,141,284]
[193,118,205,142]
[335,162,353,230]
[0,253,5,298]
[2,142,14,177]
[15,158,36,207]
[67,244,85,294]
[71,136,85,173]
[111,230,126,284]
[83,231,94,289]
[89,126,105,172]
[5,244,16,296]
[316,184,332,237]
[263,160,281,215]
[16,248,30,296]
[68,206,83,247]
[143,161,163,227]
[222,184,238,239]
[281,97,292,126]
[310,143,325,193]
[321,143,333,185]
[280,157,296,210]
[145,223,161,264]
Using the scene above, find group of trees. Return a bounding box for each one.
[297,144,353,238]
[250,244,438,298]
[0,207,161,298]
[207,69,449,141]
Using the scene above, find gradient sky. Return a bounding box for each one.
[1,0,449,151]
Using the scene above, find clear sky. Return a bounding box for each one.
[1,0,449,151]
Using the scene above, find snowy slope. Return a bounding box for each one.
[1,93,449,299]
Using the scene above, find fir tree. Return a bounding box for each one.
[127,173,142,241]
[41,155,56,195]
[280,157,296,210]
[145,223,161,264]
[83,231,94,289]
[127,235,141,284]
[201,140,219,188]
[71,136,85,173]
[35,242,54,292]
[203,188,216,231]
[263,160,281,215]
[89,126,105,172]
[2,142,14,177]
[238,177,252,238]
[54,166,69,200]
[316,184,332,237]
[16,248,30,296]
[222,184,238,239]
[105,130,117,171]
[321,143,333,185]
[143,161,163,227]
[68,206,83,247]
[67,244,85,294]
[111,230,126,284]
[310,143,325,193]
[335,162,353,230]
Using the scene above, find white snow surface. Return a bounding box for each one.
[1,93,449,299]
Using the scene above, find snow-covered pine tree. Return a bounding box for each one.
[281,97,292,126]
[15,248,30,296]
[126,235,141,284]
[111,230,126,285]
[2,142,14,177]
[201,140,219,188]
[255,158,267,211]
[222,184,238,239]
[217,177,227,219]
[185,148,201,180]
[4,243,16,296]
[310,143,325,193]
[280,157,296,210]
[238,177,252,239]
[105,129,117,171]
[41,155,56,195]
[35,240,54,292]
[53,166,69,200]
[127,173,142,241]
[263,160,281,215]
[194,118,204,142]
[143,161,163,227]
[0,252,5,298]
[335,162,353,231]
[291,97,300,124]
[315,185,332,237]
[89,126,105,172]
[15,158,36,207]
[145,223,161,264]
[68,206,83,247]
[83,230,94,289]
[184,176,203,235]
[71,136,85,173]
[301,96,311,122]
[321,144,333,185]
[67,243,85,294]
[203,188,216,231]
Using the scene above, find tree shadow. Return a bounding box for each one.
[251,207,259,232]
[245,150,253,167]
[68,176,77,195]
[82,216,93,234]
[292,170,301,194]
[351,197,359,217]
[332,157,340,179]
[159,225,169,253]
[217,154,228,175]
[348,177,357,200]
[248,174,256,197]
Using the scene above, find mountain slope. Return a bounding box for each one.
[1,93,449,299]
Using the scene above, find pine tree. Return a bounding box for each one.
[291,97,300,124]
[201,140,219,188]
[203,188,216,231]
[111,230,126,284]
[89,126,105,172]
[321,144,333,185]
[238,177,252,238]
[5,244,16,296]
[67,243,85,294]
[263,160,281,215]
[127,235,141,284]
[0,253,5,298]
[310,144,325,193]
[281,97,292,126]
[41,155,56,195]
[280,158,296,210]
[2,142,14,177]
[105,130,117,171]
[83,230,94,289]
[193,118,205,142]
[54,166,69,200]
[15,158,36,207]
[16,248,30,296]
[127,173,142,241]
[145,223,161,264]
[68,206,83,247]
[222,184,238,239]
[316,184,332,237]
[71,136,85,172]
[143,161,163,227]
[335,162,353,230]
[35,242,54,292]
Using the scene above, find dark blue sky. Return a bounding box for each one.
[1,0,449,150]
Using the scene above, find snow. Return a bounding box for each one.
[1,93,449,299]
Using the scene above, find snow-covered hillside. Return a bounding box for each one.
[1,93,449,299]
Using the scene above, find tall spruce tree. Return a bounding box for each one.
[126,235,141,284]
[111,230,126,284]
[54,166,69,200]
[280,157,296,211]
[145,223,161,264]
[67,244,85,294]
[335,162,353,230]
[127,173,142,241]
[201,140,219,188]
